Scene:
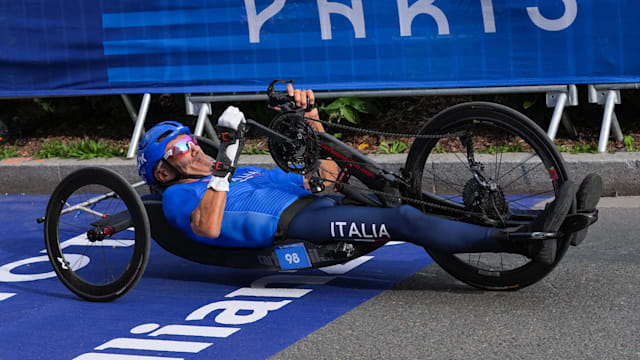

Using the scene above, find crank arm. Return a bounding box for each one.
[506,231,562,241]
[246,118,295,148]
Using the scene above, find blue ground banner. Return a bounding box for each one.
[1,0,639,97]
[0,194,432,359]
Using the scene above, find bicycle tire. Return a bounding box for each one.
[404,102,573,290]
[44,167,150,301]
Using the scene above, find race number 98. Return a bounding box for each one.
[284,253,300,265]
[275,243,311,270]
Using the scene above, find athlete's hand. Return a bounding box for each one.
[210,106,245,192]
[286,83,315,110]
[218,106,246,130]
[287,83,318,116]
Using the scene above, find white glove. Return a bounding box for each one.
[208,175,230,192]
[218,106,246,130]
[208,107,246,192]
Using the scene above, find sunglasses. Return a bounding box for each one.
[163,135,198,160]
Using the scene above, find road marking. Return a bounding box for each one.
[0,293,16,301]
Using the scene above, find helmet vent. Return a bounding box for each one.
[156,131,172,143]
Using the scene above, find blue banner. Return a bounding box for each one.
[1,0,639,97]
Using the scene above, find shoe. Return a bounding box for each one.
[495,180,575,264]
[570,174,603,246]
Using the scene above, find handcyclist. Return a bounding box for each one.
[136,85,602,265]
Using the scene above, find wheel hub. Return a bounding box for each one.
[462,178,508,221]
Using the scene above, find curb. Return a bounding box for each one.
[1,153,639,195]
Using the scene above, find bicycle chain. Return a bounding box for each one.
[321,177,484,219]
[303,115,468,139]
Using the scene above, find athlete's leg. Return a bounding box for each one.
[287,196,502,253]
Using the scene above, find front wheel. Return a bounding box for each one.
[44,167,150,301]
[404,102,572,290]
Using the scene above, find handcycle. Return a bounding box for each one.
[40,81,599,301]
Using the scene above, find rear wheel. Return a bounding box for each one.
[44,167,150,301]
[404,102,572,290]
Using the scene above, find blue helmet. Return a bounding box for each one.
[137,121,191,185]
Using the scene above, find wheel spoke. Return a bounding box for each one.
[500,161,544,191]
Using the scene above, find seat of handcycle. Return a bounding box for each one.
[141,194,384,270]
[140,136,384,270]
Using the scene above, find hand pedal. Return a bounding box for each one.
[560,209,599,234]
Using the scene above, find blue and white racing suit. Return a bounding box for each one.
[162,166,501,252]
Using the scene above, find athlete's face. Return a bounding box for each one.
[162,134,214,179]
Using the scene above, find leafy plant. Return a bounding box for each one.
[624,135,638,152]
[557,144,599,154]
[36,139,126,159]
[0,147,18,160]
[242,145,269,155]
[379,140,408,154]
[479,143,525,154]
[522,97,537,110]
[319,97,376,124]
[33,98,56,113]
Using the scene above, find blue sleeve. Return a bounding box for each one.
[162,184,201,236]
[265,167,306,189]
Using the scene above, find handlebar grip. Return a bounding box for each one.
[267,79,316,112]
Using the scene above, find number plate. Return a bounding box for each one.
[275,243,312,270]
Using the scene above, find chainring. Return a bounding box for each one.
[267,112,320,175]
[462,178,509,221]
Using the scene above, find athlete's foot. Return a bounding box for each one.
[570,174,604,246]
[496,180,575,264]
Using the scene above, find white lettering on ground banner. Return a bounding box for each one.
[0,254,89,282]
[317,0,366,40]
[318,256,373,275]
[95,339,212,353]
[245,0,286,43]
[140,324,240,338]
[185,300,292,325]
[0,292,16,301]
[527,0,577,32]
[397,0,450,36]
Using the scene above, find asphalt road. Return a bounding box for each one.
[272,198,640,360]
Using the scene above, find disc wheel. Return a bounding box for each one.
[404,102,573,290]
[44,167,150,301]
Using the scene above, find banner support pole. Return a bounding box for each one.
[126,93,151,159]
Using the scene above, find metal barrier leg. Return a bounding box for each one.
[194,104,210,136]
[610,112,624,142]
[597,90,617,153]
[126,93,151,159]
[120,94,138,123]
[204,117,219,145]
[560,112,578,139]
[546,92,568,140]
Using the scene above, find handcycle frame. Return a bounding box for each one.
[42,96,599,301]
